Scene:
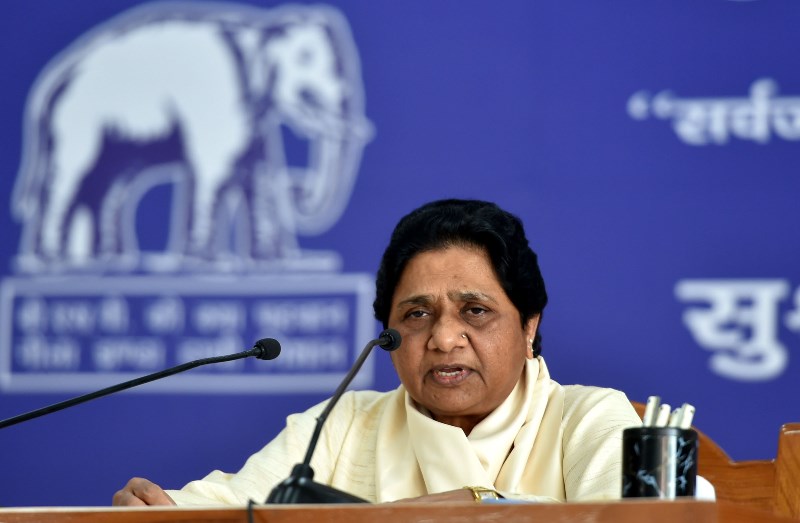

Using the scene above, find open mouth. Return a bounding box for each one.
[430,366,471,385]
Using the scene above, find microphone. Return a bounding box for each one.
[0,338,281,430]
[266,328,401,504]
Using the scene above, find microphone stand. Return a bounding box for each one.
[0,338,281,430]
[266,329,400,504]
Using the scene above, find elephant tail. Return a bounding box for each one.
[11,36,82,223]
[12,99,52,223]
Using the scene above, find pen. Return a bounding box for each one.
[655,403,671,427]
[668,408,681,427]
[678,403,695,429]
[642,395,660,427]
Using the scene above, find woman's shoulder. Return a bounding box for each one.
[561,384,639,424]
[284,388,400,448]
[562,383,630,404]
[344,388,399,412]
[299,388,400,419]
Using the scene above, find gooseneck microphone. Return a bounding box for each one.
[0,338,281,430]
[266,328,401,504]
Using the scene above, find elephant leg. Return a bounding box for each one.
[250,165,300,260]
[61,201,96,266]
[185,165,226,259]
[98,181,128,258]
[39,182,76,260]
[39,126,103,260]
[45,172,120,267]
[180,114,249,260]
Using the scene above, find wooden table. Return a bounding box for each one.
[0,500,795,523]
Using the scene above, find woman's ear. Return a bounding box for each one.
[524,315,540,359]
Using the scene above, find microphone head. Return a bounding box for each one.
[378,328,402,351]
[253,338,281,360]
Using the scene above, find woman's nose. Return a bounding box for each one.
[427,316,466,352]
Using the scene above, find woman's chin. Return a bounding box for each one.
[421,391,485,420]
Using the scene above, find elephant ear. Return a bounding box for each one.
[231,27,271,101]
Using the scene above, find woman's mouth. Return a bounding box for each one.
[430,366,471,385]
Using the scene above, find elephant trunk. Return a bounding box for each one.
[291,115,372,235]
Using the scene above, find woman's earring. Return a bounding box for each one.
[531,333,542,358]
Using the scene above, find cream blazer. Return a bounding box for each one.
[168,357,641,505]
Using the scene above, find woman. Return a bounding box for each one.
[113,199,641,506]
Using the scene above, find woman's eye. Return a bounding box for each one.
[406,310,428,319]
[465,306,488,316]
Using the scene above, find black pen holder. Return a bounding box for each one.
[622,426,698,499]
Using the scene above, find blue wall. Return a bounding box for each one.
[1,0,798,507]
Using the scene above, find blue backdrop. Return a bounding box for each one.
[1,0,799,507]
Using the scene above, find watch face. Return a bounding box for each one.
[465,486,500,502]
[475,489,499,501]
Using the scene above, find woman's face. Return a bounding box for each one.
[387,245,539,433]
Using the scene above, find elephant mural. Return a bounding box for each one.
[11,2,372,273]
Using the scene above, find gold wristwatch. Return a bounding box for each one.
[463,486,501,503]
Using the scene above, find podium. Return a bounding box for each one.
[0,501,795,523]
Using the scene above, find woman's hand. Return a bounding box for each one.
[393,488,475,503]
[112,477,176,506]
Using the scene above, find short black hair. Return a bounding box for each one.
[373,199,548,355]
